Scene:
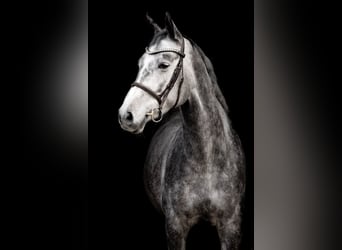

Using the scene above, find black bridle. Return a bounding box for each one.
[131,38,185,123]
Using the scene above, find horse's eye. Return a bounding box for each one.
[158,62,170,69]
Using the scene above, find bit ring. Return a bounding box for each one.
[146,108,163,123]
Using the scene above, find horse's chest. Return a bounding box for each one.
[166,170,229,212]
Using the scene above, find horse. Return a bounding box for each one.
[118,13,245,250]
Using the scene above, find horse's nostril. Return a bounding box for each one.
[126,112,133,122]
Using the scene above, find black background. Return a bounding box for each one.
[20,1,88,249]
[20,1,253,249]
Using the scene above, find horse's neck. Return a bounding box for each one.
[180,55,230,161]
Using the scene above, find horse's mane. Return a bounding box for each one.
[149,31,229,113]
[189,40,229,113]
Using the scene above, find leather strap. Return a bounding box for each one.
[131,82,162,104]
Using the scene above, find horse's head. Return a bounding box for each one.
[119,13,191,134]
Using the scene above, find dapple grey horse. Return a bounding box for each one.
[119,13,245,250]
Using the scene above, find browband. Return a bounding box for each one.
[145,47,185,58]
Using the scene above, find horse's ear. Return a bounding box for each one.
[165,12,182,41]
[146,13,161,34]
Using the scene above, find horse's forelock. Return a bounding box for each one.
[149,30,168,47]
[148,29,183,48]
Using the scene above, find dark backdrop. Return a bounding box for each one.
[92,3,253,250]
[20,1,88,249]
